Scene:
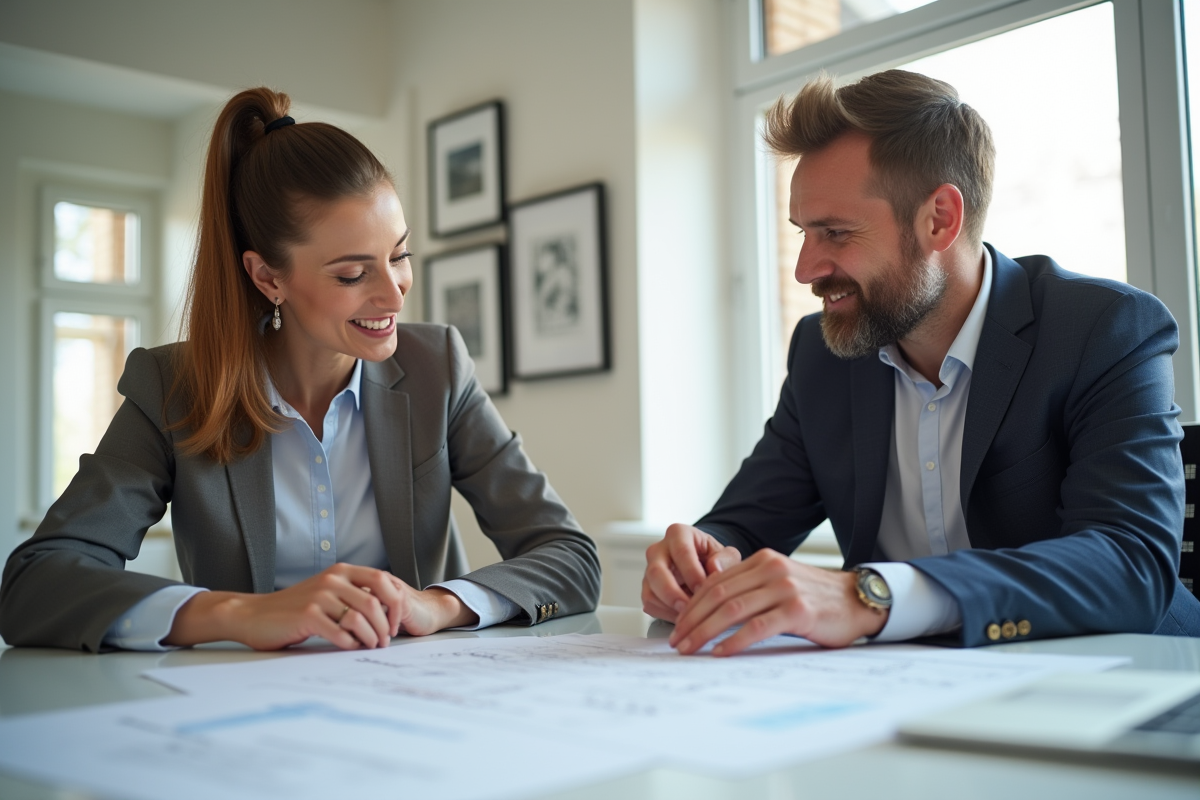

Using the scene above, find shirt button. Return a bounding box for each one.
[317,484,327,493]
[925,461,936,471]
[320,509,329,519]
[321,540,331,551]
[927,402,937,412]
[315,455,323,464]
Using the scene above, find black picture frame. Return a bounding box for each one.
[427,100,506,238]
[424,244,509,396]
[507,182,610,380]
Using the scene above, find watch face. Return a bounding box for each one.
[865,574,891,602]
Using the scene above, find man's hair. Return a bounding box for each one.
[764,70,995,244]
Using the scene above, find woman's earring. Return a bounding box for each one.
[272,297,282,331]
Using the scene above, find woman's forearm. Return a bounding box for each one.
[163,591,252,647]
[419,587,479,631]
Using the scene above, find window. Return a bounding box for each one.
[37,185,156,510]
[760,0,936,58]
[731,0,1197,448]
[1185,0,1200,297]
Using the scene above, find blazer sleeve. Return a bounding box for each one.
[439,327,601,623]
[0,348,183,651]
[914,288,1186,646]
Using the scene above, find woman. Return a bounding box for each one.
[0,88,599,652]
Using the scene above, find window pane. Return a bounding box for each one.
[903,3,1125,282]
[762,0,935,58]
[771,3,1124,380]
[1185,0,1200,298]
[53,201,140,285]
[52,312,138,498]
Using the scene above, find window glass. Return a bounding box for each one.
[903,3,1124,282]
[52,312,138,497]
[762,0,935,58]
[771,3,1124,380]
[1185,0,1200,295]
[53,201,140,285]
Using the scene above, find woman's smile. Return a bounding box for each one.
[350,315,396,335]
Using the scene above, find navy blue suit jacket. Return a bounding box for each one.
[697,246,1200,646]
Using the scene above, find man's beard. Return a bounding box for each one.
[812,232,946,360]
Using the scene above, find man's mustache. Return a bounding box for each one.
[810,276,861,299]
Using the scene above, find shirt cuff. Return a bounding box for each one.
[102,585,208,651]
[860,562,962,642]
[432,579,521,630]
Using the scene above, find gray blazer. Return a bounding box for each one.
[0,324,600,651]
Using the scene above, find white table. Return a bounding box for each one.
[1,607,1197,799]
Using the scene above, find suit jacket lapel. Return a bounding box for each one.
[960,247,1035,539]
[226,443,276,593]
[845,355,895,566]
[362,358,419,588]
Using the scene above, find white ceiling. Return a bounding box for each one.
[0,41,226,119]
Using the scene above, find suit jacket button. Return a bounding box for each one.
[986,623,1001,641]
[1017,620,1031,637]
[1001,621,1017,639]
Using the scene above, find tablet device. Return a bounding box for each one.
[899,670,1200,766]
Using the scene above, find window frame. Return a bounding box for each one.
[727,0,1198,457]
[35,182,158,513]
[39,183,156,299]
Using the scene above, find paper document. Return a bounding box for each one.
[146,632,1128,774]
[0,687,649,800]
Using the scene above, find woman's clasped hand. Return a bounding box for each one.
[165,563,480,650]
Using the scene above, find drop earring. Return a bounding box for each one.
[272,298,282,331]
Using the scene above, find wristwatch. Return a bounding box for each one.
[853,567,893,613]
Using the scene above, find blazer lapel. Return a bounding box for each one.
[960,247,1035,539]
[225,443,276,593]
[362,358,420,588]
[845,355,895,566]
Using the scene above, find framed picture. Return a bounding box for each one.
[427,101,506,237]
[424,244,508,396]
[508,183,609,380]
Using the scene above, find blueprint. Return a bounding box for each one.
[145,632,1128,774]
[0,632,1129,799]
[0,686,647,800]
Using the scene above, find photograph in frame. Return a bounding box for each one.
[424,244,508,395]
[508,183,609,380]
[427,101,506,238]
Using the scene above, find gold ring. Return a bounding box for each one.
[336,604,350,623]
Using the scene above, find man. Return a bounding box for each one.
[643,70,1200,655]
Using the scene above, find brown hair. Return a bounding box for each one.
[764,70,995,244]
[172,87,392,463]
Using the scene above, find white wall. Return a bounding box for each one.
[390,0,644,575]
[635,0,732,526]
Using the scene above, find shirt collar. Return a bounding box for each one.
[265,359,364,417]
[878,247,993,382]
[944,246,992,374]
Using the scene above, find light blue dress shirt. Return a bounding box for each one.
[104,360,519,650]
[862,249,993,642]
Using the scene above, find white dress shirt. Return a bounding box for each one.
[104,360,519,650]
[861,249,993,641]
